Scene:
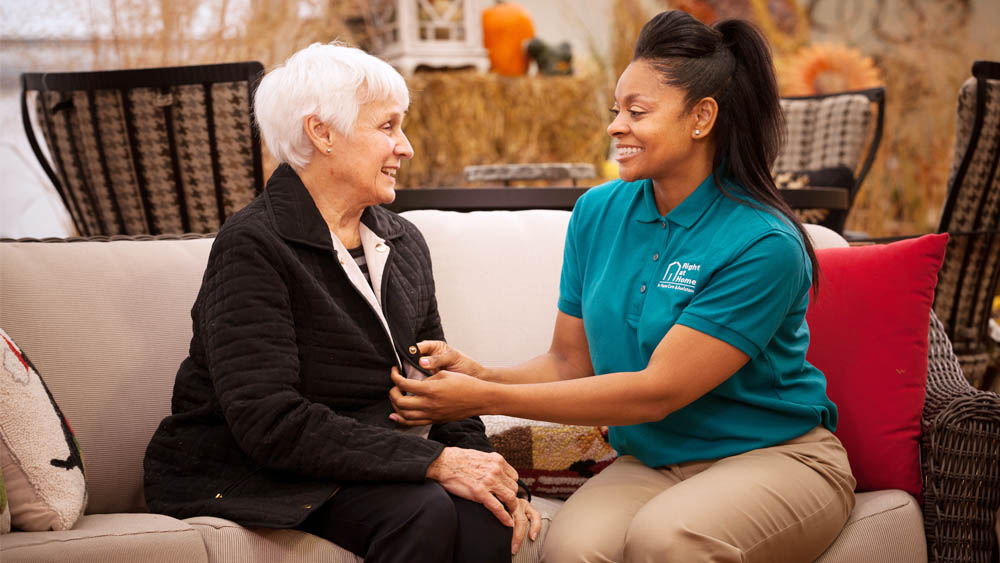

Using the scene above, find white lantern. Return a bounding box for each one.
[369,0,489,74]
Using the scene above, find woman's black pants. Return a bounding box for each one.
[297,480,513,563]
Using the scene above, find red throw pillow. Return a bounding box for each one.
[806,234,948,501]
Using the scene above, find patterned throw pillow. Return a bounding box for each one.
[485,416,617,499]
[0,328,87,531]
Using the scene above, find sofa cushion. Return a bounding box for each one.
[803,223,850,250]
[806,234,948,499]
[815,490,926,563]
[186,496,560,563]
[1,328,87,531]
[186,516,358,563]
[0,237,215,514]
[0,513,207,563]
[400,209,570,365]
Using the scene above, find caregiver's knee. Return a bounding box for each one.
[623,519,743,563]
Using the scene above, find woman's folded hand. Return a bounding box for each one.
[425,447,518,527]
[511,497,542,554]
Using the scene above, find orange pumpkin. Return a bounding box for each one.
[481,2,535,76]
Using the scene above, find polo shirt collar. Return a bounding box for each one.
[635,172,723,229]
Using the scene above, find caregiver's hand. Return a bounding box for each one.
[415,340,489,379]
[389,367,489,426]
[425,447,519,528]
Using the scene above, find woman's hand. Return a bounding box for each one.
[415,340,488,379]
[389,367,490,426]
[425,447,519,527]
[511,497,542,555]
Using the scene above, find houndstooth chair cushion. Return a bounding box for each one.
[23,63,263,236]
[776,93,873,173]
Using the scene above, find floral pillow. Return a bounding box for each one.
[484,416,617,499]
[1,328,87,531]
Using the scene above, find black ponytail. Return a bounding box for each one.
[633,10,820,293]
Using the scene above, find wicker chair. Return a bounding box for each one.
[774,87,885,235]
[932,60,1000,389]
[922,310,1000,562]
[21,62,265,236]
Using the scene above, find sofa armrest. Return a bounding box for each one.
[921,310,1000,562]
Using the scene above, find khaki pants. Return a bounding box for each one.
[542,427,856,563]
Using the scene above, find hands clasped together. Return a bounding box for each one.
[389,340,492,426]
[399,341,540,555]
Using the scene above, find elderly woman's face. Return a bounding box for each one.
[328,97,413,205]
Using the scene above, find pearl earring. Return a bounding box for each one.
[694,129,701,136]
[326,148,332,153]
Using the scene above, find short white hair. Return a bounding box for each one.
[254,42,409,170]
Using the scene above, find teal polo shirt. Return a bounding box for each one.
[558,173,836,467]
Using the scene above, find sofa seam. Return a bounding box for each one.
[2,527,200,550]
[839,498,911,530]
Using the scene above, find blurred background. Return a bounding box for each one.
[0,0,997,239]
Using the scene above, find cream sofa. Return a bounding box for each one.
[0,209,975,562]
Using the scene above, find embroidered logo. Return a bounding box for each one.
[657,261,700,293]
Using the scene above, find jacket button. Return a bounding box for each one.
[303,504,312,509]
[376,242,388,253]
[408,345,418,355]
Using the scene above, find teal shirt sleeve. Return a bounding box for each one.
[676,231,810,359]
[557,209,583,318]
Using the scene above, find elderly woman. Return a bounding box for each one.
[143,43,539,563]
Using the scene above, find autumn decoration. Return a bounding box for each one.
[778,43,882,96]
[481,1,536,76]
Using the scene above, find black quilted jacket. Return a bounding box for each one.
[143,164,492,528]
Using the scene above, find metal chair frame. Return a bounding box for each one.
[777,87,886,234]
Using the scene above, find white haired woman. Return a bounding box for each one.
[143,43,540,562]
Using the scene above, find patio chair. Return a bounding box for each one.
[774,87,885,235]
[931,60,1000,389]
[922,309,1000,563]
[21,62,265,236]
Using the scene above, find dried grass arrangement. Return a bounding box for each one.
[399,71,609,188]
[85,0,365,71]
